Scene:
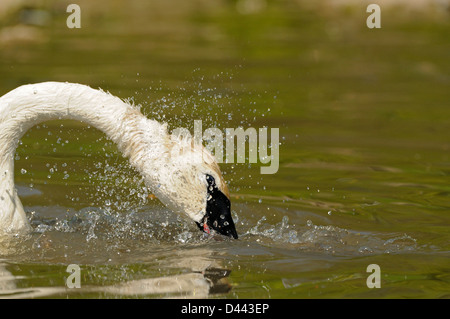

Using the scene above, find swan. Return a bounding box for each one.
[0,82,238,239]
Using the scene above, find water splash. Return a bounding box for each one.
[243,215,418,255]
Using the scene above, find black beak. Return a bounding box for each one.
[196,175,238,239]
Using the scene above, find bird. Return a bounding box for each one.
[0,82,238,239]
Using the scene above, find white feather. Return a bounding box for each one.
[0,82,228,235]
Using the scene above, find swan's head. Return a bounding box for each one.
[136,123,238,239]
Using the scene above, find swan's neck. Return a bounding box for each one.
[0,82,163,234]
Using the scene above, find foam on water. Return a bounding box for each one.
[0,199,418,263]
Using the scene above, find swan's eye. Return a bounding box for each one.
[205,174,216,187]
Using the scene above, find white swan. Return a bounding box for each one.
[0,82,238,238]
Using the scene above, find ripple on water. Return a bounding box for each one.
[0,201,421,262]
[242,214,419,256]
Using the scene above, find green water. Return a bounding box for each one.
[0,1,449,298]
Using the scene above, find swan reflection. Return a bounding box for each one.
[0,248,231,298]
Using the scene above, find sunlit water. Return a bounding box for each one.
[1,0,449,298]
